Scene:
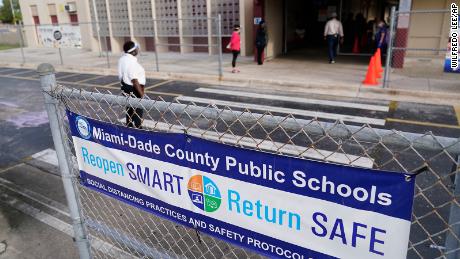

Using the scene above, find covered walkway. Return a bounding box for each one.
[239,48,370,88]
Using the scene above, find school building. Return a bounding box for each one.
[19,0,457,62]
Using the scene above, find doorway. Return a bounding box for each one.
[284,0,340,53]
[262,0,399,58]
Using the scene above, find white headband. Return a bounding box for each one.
[127,42,139,53]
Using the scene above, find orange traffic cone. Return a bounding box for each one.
[363,56,379,86]
[352,37,360,53]
[374,48,383,78]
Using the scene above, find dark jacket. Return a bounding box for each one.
[255,28,267,47]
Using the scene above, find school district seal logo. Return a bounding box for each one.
[76,116,91,139]
[188,175,221,213]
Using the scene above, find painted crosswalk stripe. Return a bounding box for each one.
[454,105,460,126]
[0,177,70,217]
[195,87,389,112]
[20,151,185,258]
[176,96,386,126]
[120,119,374,168]
[8,70,35,76]
[145,80,173,90]
[31,148,59,167]
[0,190,137,258]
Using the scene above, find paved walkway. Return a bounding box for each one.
[0,47,459,103]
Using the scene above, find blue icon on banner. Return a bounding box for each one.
[76,116,91,139]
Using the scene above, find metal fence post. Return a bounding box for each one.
[38,63,92,259]
[153,18,160,72]
[16,23,25,64]
[153,46,160,72]
[58,47,64,65]
[383,6,396,89]
[217,14,223,80]
[91,0,103,57]
[103,24,110,69]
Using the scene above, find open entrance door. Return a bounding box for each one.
[284,0,340,54]
[270,0,399,58]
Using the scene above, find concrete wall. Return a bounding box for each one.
[264,0,283,59]
[76,1,98,51]
[19,0,41,47]
[19,0,242,54]
[407,0,460,56]
[0,30,20,45]
[239,0,254,56]
[18,0,94,50]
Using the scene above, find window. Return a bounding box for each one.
[48,4,58,24]
[69,14,79,25]
[50,15,58,25]
[31,5,40,24]
[33,16,40,25]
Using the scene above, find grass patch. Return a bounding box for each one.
[0,44,19,50]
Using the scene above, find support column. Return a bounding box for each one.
[239,0,246,56]
[393,0,412,68]
[151,0,165,53]
[178,0,193,53]
[264,0,283,59]
[241,0,255,57]
[105,0,122,53]
[80,0,100,52]
[206,0,213,55]
[127,0,134,40]
[18,3,37,48]
[127,0,146,51]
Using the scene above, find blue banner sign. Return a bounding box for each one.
[67,111,415,259]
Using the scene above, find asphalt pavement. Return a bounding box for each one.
[0,67,459,259]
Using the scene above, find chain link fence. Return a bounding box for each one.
[38,64,460,259]
[7,16,225,77]
[383,9,457,90]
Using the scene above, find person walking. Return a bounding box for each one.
[255,20,267,65]
[229,25,241,73]
[118,41,145,129]
[323,12,344,64]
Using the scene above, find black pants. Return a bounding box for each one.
[256,46,265,65]
[121,82,144,129]
[327,35,339,61]
[126,107,143,129]
[378,45,388,56]
[232,50,240,68]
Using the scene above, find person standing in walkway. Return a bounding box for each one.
[255,20,267,65]
[375,21,388,53]
[229,25,241,73]
[118,41,145,129]
[323,12,344,64]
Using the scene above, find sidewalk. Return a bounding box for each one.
[1,47,459,105]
